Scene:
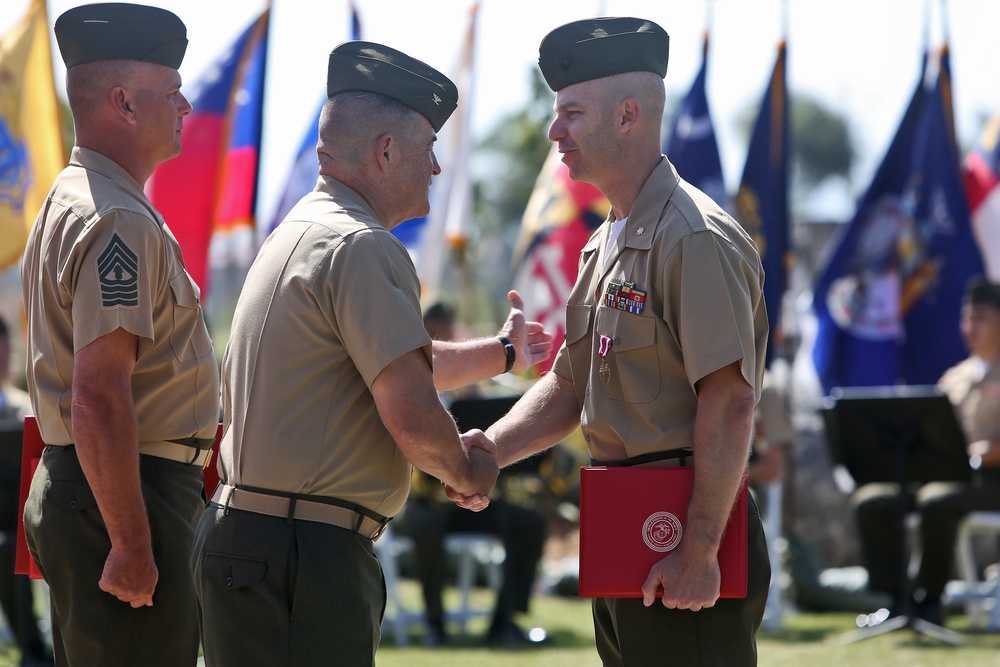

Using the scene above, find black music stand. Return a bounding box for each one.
[820,385,970,645]
[448,395,551,475]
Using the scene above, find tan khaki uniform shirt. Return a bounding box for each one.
[939,356,1000,445]
[219,176,431,518]
[20,147,219,445]
[552,158,768,462]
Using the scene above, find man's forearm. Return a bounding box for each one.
[683,367,756,554]
[430,338,508,392]
[72,393,152,553]
[374,349,498,497]
[487,372,581,468]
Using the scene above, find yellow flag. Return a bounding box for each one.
[0,0,65,270]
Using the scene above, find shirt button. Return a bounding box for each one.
[225,576,234,587]
[69,500,78,510]
[614,337,621,345]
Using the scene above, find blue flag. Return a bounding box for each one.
[266,98,322,234]
[811,48,985,393]
[735,40,790,364]
[663,33,726,208]
[267,3,362,234]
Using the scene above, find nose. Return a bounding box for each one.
[178,91,193,117]
[548,116,564,143]
[431,150,441,176]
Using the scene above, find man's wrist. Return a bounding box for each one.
[498,335,516,373]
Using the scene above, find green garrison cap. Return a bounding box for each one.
[55,2,187,69]
[966,279,1000,310]
[327,41,458,132]
[538,17,669,92]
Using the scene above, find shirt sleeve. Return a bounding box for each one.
[63,209,163,353]
[324,228,432,388]
[669,229,760,393]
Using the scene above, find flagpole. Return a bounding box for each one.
[938,0,950,44]
[702,0,713,58]
[922,0,931,54]
[251,0,272,253]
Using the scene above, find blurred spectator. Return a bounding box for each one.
[851,279,1000,626]
[0,315,53,666]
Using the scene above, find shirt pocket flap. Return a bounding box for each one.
[564,304,592,345]
[613,315,655,352]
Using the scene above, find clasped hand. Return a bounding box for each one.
[443,429,498,512]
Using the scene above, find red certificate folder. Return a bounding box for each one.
[15,418,223,579]
[578,465,748,599]
[15,416,44,579]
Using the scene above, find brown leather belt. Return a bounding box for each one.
[209,484,389,541]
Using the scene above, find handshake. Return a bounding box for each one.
[442,429,500,512]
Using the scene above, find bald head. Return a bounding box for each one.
[66,60,141,122]
[318,91,425,167]
[598,71,665,133]
[64,57,189,184]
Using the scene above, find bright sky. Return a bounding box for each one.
[7,0,1000,225]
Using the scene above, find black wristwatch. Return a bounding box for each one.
[498,336,516,373]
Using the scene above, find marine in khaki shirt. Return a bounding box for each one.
[20,5,218,664]
[554,158,767,464]
[219,176,430,517]
[22,147,219,446]
[194,41,553,667]
[481,17,772,666]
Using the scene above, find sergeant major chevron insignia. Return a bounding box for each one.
[97,233,139,308]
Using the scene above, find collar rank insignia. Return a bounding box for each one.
[603,280,646,315]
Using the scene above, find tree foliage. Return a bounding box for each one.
[474,68,554,236]
[790,94,855,189]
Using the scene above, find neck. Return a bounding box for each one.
[603,151,662,221]
[76,133,155,186]
[320,159,397,229]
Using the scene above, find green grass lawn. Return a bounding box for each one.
[374,581,1000,667]
[3,581,998,666]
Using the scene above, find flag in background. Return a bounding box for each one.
[734,39,790,363]
[266,99,322,234]
[511,146,609,373]
[416,1,479,297]
[147,8,270,297]
[663,31,727,208]
[964,109,1000,280]
[0,0,64,270]
[811,47,985,393]
[267,1,362,235]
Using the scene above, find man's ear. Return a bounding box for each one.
[618,98,640,133]
[374,133,394,173]
[111,87,136,123]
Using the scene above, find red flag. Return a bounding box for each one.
[147,9,269,298]
[964,110,1000,280]
[511,146,608,373]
